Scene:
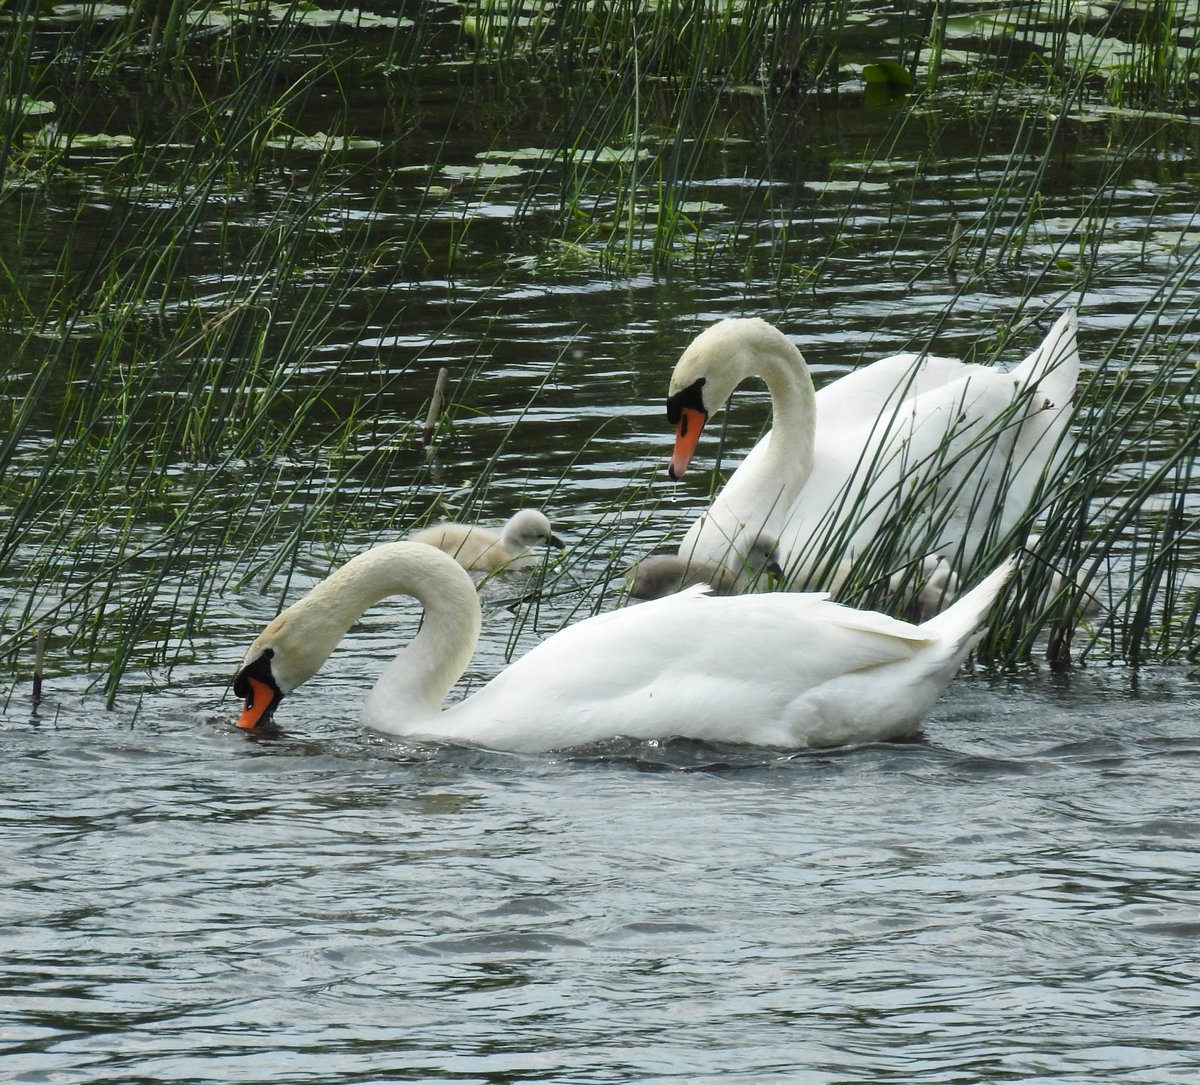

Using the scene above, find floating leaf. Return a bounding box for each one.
[861,61,913,89]
[69,132,136,148]
[5,97,56,118]
[584,145,652,164]
[477,147,556,163]
[264,132,382,152]
[803,179,890,194]
[46,3,129,22]
[187,5,412,29]
[441,162,526,181]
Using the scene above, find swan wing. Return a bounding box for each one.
[781,358,1066,577]
[429,590,938,751]
[813,351,990,431]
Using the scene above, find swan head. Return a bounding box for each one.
[232,607,328,731]
[666,318,793,480]
[233,648,284,731]
[502,508,566,553]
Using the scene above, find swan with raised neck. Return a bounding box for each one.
[667,318,817,525]
[665,311,1080,600]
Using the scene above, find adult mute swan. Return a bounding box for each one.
[666,311,1079,602]
[407,508,564,572]
[232,541,1016,753]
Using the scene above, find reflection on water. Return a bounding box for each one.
[3,668,1199,1082]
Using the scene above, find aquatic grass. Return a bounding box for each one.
[2,0,1198,711]
[0,12,454,696]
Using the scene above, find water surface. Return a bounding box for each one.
[2,7,1198,1081]
[4,667,1200,1082]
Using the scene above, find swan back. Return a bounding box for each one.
[421,555,1015,752]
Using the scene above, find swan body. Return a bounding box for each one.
[666,311,1079,599]
[407,508,563,572]
[233,541,1016,753]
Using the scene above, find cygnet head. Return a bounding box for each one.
[624,554,705,601]
[666,318,795,480]
[501,508,565,553]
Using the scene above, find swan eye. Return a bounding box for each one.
[233,648,274,701]
[666,377,707,425]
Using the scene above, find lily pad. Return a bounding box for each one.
[48,3,128,22]
[187,5,412,29]
[803,180,890,194]
[265,132,383,152]
[5,97,56,118]
[584,145,652,165]
[441,162,526,181]
[861,61,913,90]
[69,132,136,148]
[477,147,556,164]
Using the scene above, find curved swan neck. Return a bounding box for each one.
[756,329,817,479]
[262,542,482,716]
[715,319,817,502]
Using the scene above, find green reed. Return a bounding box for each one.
[1,3,440,697]
[1,0,1197,708]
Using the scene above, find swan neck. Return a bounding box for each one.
[280,543,481,720]
[368,546,482,717]
[754,334,817,490]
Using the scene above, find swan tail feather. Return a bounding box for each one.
[918,555,1018,654]
[1010,308,1079,408]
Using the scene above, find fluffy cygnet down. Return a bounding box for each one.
[408,508,564,573]
[626,536,782,600]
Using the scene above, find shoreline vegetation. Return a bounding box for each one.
[2,1,1197,708]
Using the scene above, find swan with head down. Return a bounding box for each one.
[666,311,1079,604]
[233,541,1016,753]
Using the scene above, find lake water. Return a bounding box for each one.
[2,4,1199,1081]
[4,665,1200,1082]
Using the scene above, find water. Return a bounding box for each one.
[3,7,1199,1081]
[4,668,1200,1082]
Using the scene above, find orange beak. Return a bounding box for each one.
[668,407,707,480]
[236,676,278,731]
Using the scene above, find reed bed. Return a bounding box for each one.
[1,0,1197,708]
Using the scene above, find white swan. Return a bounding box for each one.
[232,541,1016,753]
[666,311,1079,601]
[407,508,563,572]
